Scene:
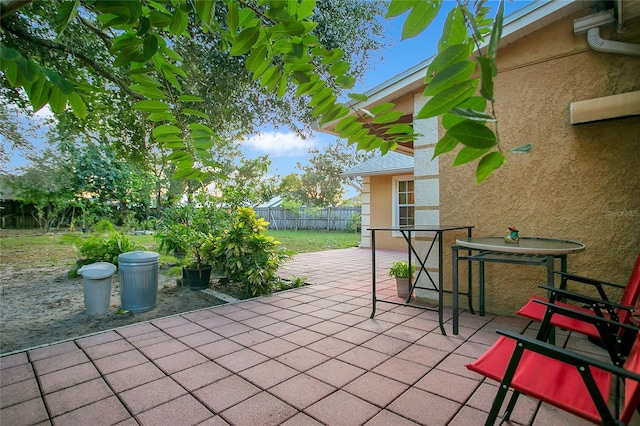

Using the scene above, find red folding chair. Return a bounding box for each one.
[517,254,640,364]
[467,329,640,425]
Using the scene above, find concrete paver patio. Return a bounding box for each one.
[0,248,612,425]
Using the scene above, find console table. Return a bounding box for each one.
[370,225,474,335]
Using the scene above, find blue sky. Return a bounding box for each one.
[241,0,534,180]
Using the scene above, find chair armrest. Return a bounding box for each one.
[532,299,639,333]
[554,271,625,290]
[537,285,635,312]
[496,328,640,382]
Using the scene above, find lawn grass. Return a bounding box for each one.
[268,230,360,254]
[0,228,360,269]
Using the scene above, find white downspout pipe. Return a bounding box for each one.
[574,8,640,57]
[586,27,640,57]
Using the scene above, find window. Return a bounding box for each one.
[393,177,415,228]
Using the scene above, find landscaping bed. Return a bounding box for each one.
[0,264,224,354]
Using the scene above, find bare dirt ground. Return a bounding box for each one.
[0,265,223,354]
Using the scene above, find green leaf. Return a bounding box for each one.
[402,1,442,40]
[336,75,355,89]
[438,7,466,50]
[160,47,183,62]
[169,7,188,36]
[423,60,475,96]
[449,108,495,121]
[312,94,337,116]
[48,85,67,113]
[309,88,332,107]
[129,83,165,99]
[68,92,87,118]
[476,151,505,184]
[182,108,210,121]
[246,45,268,73]
[425,43,472,84]
[452,146,490,166]
[0,44,21,61]
[386,0,414,18]
[17,58,40,84]
[369,103,395,115]
[188,123,215,135]
[142,34,158,61]
[230,26,260,56]
[510,143,533,153]
[133,99,170,113]
[488,0,504,71]
[55,0,79,35]
[148,112,177,122]
[177,95,204,102]
[25,74,51,112]
[319,104,349,126]
[297,0,315,19]
[152,125,181,138]
[335,116,357,132]
[227,1,239,33]
[433,133,459,159]
[442,96,486,129]
[269,22,306,36]
[328,61,349,77]
[320,48,344,66]
[348,93,368,102]
[416,80,477,119]
[113,48,143,67]
[477,56,494,102]
[194,0,214,30]
[447,121,497,149]
[3,60,19,86]
[373,111,404,124]
[383,123,414,135]
[148,10,172,28]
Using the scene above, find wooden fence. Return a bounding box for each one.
[254,206,361,231]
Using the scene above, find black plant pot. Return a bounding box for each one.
[184,266,213,290]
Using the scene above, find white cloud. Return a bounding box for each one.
[241,131,315,157]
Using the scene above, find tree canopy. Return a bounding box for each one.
[2,0,518,185]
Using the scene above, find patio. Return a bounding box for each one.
[0,247,605,425]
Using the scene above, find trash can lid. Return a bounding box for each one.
[78,262,117,279]
[118,251,160,264]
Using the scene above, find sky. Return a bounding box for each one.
[3,1,533,185]
[240,0,534,180]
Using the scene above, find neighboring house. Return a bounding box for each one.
[321,1,640,315]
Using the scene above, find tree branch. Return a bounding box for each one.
[1,22,143,101]
[0,0,33,19]
[78,15,113,49]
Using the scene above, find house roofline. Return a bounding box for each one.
[341,167,414,178]
[320,0,595,132]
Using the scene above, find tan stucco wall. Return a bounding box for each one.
[439,11,640,315]
[368,175,412,251]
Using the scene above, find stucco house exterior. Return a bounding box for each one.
[327,0,640,316]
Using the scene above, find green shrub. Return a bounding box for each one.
[67,222,142,276]
[203,207,289,297]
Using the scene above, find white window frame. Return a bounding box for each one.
[392,175,415,237]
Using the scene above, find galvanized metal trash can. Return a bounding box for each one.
[118,251,160,313]
[78,262,117,315]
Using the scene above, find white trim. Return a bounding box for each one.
[392,175,415,237]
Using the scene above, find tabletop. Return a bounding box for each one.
[455,236,585,255]
[369,225,474,232]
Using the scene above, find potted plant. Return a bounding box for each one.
[182,230,213,290]
[388,260,416,299]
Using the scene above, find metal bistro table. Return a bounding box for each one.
[370,225,474,335]
[452,236,585,335]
